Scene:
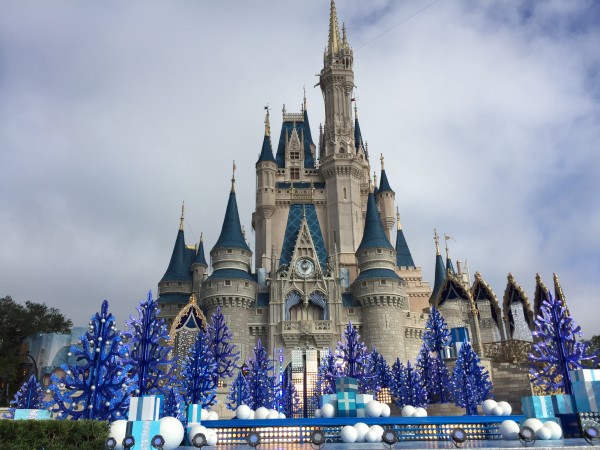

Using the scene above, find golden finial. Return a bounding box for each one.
[342,22,348,48]
[327,0,341,56]
[373,171,377,189]
[282,104,286,115]
[231,161,236,193]
[354,101,358,118]
[179,201,185,231]
[303,86,307,112]
[434,229,440,255]
[380,153,385,170]
[444,234,453,260]
[396,207,402,230]
[200,232,203,243]
[264,105,271,137]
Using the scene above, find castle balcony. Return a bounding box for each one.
[280,320,333,347]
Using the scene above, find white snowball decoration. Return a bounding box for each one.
[255,407,269,419]
[206,431,218,446]
[366,429,381,443]
[200,409,210,420]
[414,407,428,417]
[267,409,280,419]
[279,412,286,419]
[543,421,562,440]
[249,410,255,419]
[365,400,383,417]
[536,426,552,440]
[108,420,127,450]
[314,409,322,418]
[370,425,384,439]
[340,425,358,443]
[497,401,512,416]
[189,424,208,440]
[321,403,335,418]
[492,406,504,416]
[381,403,391,417]
[159,416,185,450]
[354,422,370,442]
[402,405,416,417]
[482,399,498,415]
[236,405,251,420]
[499,420,520,440]
[522,418,544,432]
[207,411,219,420]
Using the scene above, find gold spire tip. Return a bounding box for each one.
[264,105,271,137]
[380,153,385,170]
[231,161,236,192]
[434,229,440,255]
[179,201,185,231]
[396,207,402,230]
[327,0,341,55]
[303,86,307,111]
[444,234,451,259]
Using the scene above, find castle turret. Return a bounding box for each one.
[444,234,456,276]
[202,169,257,362]
[352,192,408,363]
[429,229,446,305]
[377,154,395,241]
[191,233,208,294]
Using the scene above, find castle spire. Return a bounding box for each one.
[444,234,456,275]
[434,229,441,255]
[342,22,348,48]
[213,184,250,252]
[193,232,208,266]
[327,0,341,57]
[179,201,185,231]
[430,229,447,304]
[357,192,394,251]
[231,160,236,193]
[161,208,189,282]
[395,207,415,268]
[378,153,394,193]
[257,107,276,163]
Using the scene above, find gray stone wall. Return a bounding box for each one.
[489,362,531,414]
[361,305,407,363]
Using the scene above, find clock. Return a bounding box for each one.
[295,258,315,277]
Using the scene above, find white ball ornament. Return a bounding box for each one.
[414,407,428,417]
[101,318,106,323]
[108,419,128,450]
[255,406,269,419]
[536,426,552,440]
[67,352,72,357]
[522,418,544,432]
[206,432,218,446]
[200,408,210,420]
[314,408,322,418]
[497,401,512,416]
[365,400,383,417]
[402,405,416,417]
[278,412,286,419]
[158,416,185,450]
[354,422,370,442]
[499,420,520,440]
[96,348,100,353]
[366,429,381,443]
[88,404,93,409]
[98,337,103,342]
[321,403,335,418]
[267,410,279,419]
[370,425,384,438]
[543,421,562,440]
[482,399,498,415]
[492,405,504,416]
[189,424,208,439]
[236,405,251,420]
[340,425,358,443]
[381,403,391,417]
[207,411,219,420]
[105,401,110,407]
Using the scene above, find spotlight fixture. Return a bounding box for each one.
[247,431,261,448]
[584,426,600,445]
[151,434,165,449]
[382,429,399,448]
[192,432,208,448]
[122,435,135,450]
[105,437,117,450]
[518,426,536,447]
[310,429,326,449]
[451,428,467,448]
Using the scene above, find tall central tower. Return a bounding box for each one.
[319,0,370,275]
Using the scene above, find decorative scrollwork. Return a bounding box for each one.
[483,339,533,364]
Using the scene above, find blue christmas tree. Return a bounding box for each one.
[316,350,338,395]
[529,292,598,394]
[50,300,136,420]
[245,339,277,409]
[180,328,217,408]
[207,306,240,387]
[364,348,393,399]
[416,342,452,403]
[390,358,408,407]
[125,291,176,396]
[452,341,492,415]
[422,307,452,402]
[5,375,48,419]
[163,386,185,421]
[227,370,251,411]
[279,368,300,418]
[335,322,370,391]
[404,361,428,408]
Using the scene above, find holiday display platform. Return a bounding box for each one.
[200,415,525,445]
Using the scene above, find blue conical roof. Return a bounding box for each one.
[354,116,365,156]
[446,257,455,275]
[379,169,394,193]
[212,191,251,252]
[396,228,415,268]
[429,253,446,303]
[257,134,275,163]
[193,237,207,266]
[161,229,193,281]
[357,193,394,251]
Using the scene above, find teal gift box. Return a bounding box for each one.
[128,395,164,421]
[572,380,600,412]
[571,369,600,382]
[319,394,338,408]
[356,394,373,418]
[187,404,203,424]
[125,420,161,450]
[521,396,554,418]
[551,394,576,414]
[13,409,51,420]
[335,377,358,393]
[336,391,357,417]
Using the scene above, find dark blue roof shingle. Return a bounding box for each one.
[212,191,251,252]
[279,204,327,269]
[357,193,394,251]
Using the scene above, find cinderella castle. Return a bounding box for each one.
[155,1,567,396]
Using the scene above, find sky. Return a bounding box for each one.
[1,0,599,337]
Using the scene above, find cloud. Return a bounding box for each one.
[0,0,599,337]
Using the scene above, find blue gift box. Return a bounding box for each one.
[336,392,357,418]
[13,409,51,420]
[128,395,164,421]
[571,369,600,382]
[335,377,358,393]
[450,327,470,344]
[551,394,576,414]
[187,404,203,424]
[572,380,600,412]
[319,394,338,408]
[356,394,373,418]
[125,420,161,450]
[521,396,554,418]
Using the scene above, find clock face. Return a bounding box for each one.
[295,258,315,277]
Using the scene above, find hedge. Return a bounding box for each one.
[0,419,109,450]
